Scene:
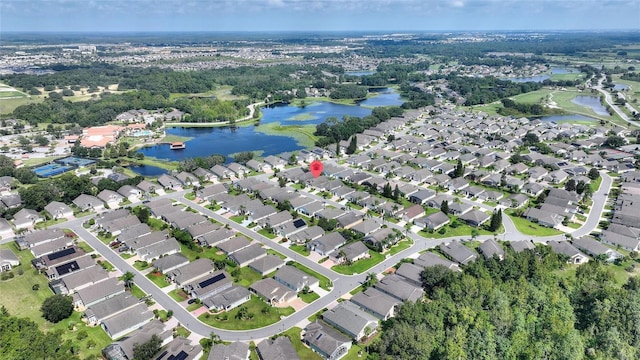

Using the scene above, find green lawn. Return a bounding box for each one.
[187,302,202,312]
[388,239,412,256]
[506,212,564,236]
[75,241,94,253]
[258,229,277,239]
[146,271,170,288]
[98,259,115,271]
[420,219,497,239]
[147,218,168,231]
[290,244,310,256]
[566,222,582,229]
[129,285,146,299]
[234,267,263,288]
[290,263,332,291]
[231,215,245,223]
[267,249,287,259]
[198,296,294,330]
[0,243,111,359]
[349,285,364,295]
[168,289,189,302]
[591,176,603,192]
[281,327,322,360]
[298,291,320,304]
[174,325,192,338]
[133,260,151,271]
[332,250,384,275]
[184,193,196,201]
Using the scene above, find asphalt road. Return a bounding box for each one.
[594,75,639,127]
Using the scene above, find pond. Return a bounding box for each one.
[345,70,375,76]
[128,164,168,176]
[614,83,629,91]
[538,114,598,123]
[571,96,610,116]
[135,88,403,170]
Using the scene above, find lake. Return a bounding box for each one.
[539,114,597,123]
[135,88,402,171]
[571,96,610,116]
[346,70,375,76]
[505,68,577,83]
[128,164,168,176]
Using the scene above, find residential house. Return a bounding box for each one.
[321,301,379,341]
[73,278,124,309]
[478,239,505,260]
[101,320,172,360]
[402,204,426,223]
[98,189,124,209]
[303,321,352,360]
[248,254,285,276]
[217,236,252,255]
[152,253,190,273]
[572,236,622,262]
[250,278,297,305]
[524,208,564,228]
[229,243,267,267]
[459,209,491,227]
[600,230,640,252]
[167,258,215,286]
[101,303,154,339]
[117,185,142,203]
[203,285,251,312]
[349,287,399,321]
[155,337,203,360]
[414,211,450,231]
[395,262,424,286]
[440,241,477,265]
[374,274,424,302]
[208,342,250,360]
[44,201,73,220]
[256,336,300,360]
[0,248,19,272]
[175,171,200,187]
[13,208,43,229]
[307,232,347,256]
[274,265,319,292]
[84,293,139,326]
[73,194,105,212]
[509,240,535,253]
[548,240,589,264]
[334,241,369,264]
[183,270,233,301]
[157,174,182,190]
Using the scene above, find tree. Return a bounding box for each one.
[523,132,540,145]
[488,209,502,232]
[136,207,150,223]
[453,159,464,178]
[393,184,401,201]
[288,153,298,165]
[346,135,358,155]
[565,179,577,192]
[604,135,625,148]
[122,271,135,289]
[232,151,254,164]
[363,272,378,288]
[132,334,162,360]
[335,142,340,158]
[41,294,73,323]
[588,168,600,180]
[382,183,393,198]
[441,200,449,215]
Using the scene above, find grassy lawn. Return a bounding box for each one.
[254,122,319,148]
[168,289,189,302]
[0,243,111,359]
[291,263,332,291]
[350,285,364,295]
[231,215,245,223]
[98,259,115,272]
[35,217,67,229]
[174,325,192,338]
[258,229,277,239]
[290,244,310,256]
[184,193,196,201]
[133,260,151,271]
[234,267,263,288]
[591,176,603,192]
[420,220,497,239]
[198,296,294,330]
[187,302,202,312]
[146,271,170,288]
[267,249,287,259]
[298,291,320,304]
[75,241,94,253]
[281,327,322,360]
[505,212,564,236]
[566,222,582,229]
[129,285,146,299]
[332,250,385,275]
[388,239,412,256]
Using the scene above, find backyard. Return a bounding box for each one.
[198,296,295,330]
[505,211,564,236]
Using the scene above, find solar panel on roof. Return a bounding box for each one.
[155,350,168,360]
[55,261,79,275]
[293,219,306,228]
[168,350,189,360]
[198,273,226,288]
[47,247,76,261]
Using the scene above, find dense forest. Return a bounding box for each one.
[371,247,640,360]
[0,307,79,360]
[314,106,404,147]
[444,75,543,106]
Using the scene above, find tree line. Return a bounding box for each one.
[313,106,404,147]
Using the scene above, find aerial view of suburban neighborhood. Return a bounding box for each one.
[0,1,639,360]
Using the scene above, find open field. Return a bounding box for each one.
[198,296,295,330]
[0,243,112,359]
[254,122,319,148]
[169,85,248,101]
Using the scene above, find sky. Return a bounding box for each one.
[1,0,639,33]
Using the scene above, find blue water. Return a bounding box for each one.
[614,83,629,91]
[128,164,168,176]
[137,88,403,165]
[571,96,610,116]
[539,114,597,123]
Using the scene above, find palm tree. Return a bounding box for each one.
[122,271,135,289]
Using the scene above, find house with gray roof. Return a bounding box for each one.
[229,243,266,267]
[208,342,250,360]
[217,236,251,255]
[13,208,43,229]
[374,274,424,302]
[322,301,379,341]
[448,202,472,216]
[31,236,74,259]
[440,241,477,265]
[304,321,352,360]
[187,221,220,239]
[44,201,73,220]
[548,240,589,264]
[459,209,491,227]
[102,320,172,360]
[307,232,347,256]
[0,248,19,272]
[73,194,104,212]
[478,239,504,260]
[152,253,189,273]
[98,189,124,209]
[415,211,450,231]
[395,262,424,286]
[334,241,369,264]
[183,270,232,301]
[349,287,399,321]
[101,303,153,339]
[167,258,215,286]
[156,337,203,360]
[84,293,139,326]
[248,254,285,276]
[274,265,319,292]
[600,230,640,252]
[573,236,622,262]
[524,208,564,228]
[60,265,109,292]
[73,278,124,309]
[257,336,300,360]
[198,228,235,247]
[288,226,325,244]
[203,285,251,312]
[250,278,297,304]
[136,237,180,262]
[509,240,535,253]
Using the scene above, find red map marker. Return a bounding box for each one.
[310,160,323,178]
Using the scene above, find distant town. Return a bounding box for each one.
[0,30,639,360]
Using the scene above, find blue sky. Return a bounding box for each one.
[1,0,638,32]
